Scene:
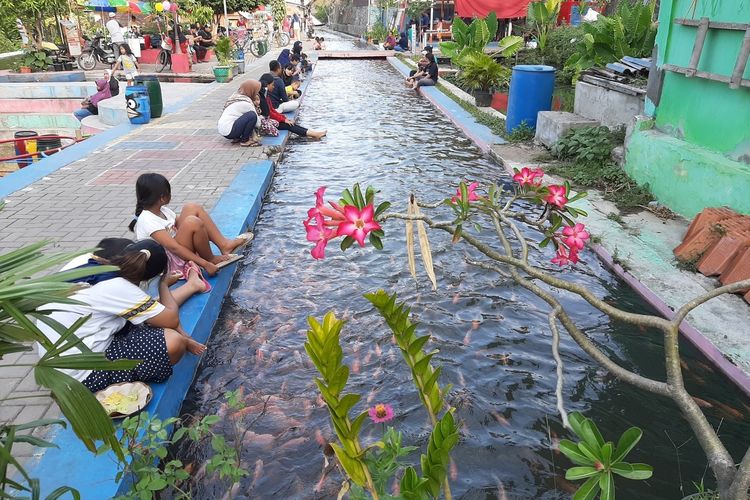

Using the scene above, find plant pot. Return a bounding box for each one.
[234,60,245,73]
[63,62,74,71]
[231,64,239,77]
[372,39,380,45]
[213,66,232,83]
[19,66,32,74]
[53,63,64,72]
[472,89,493,107]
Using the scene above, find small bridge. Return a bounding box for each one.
[317,50,395,59]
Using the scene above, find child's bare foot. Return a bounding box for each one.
[186,337,207,355]
[308,130,327,139]
[185,264,208,293]
[210,254,233,264]
[221,233,254,254]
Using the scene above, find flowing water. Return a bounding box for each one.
[175,34,750,499]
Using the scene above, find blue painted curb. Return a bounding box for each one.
[0,82,216,200]
[260,71,315,148]
[386,57,505,152]
[27,159,275,498]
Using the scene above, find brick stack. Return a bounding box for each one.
[674,207,750,303]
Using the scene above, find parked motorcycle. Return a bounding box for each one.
[77,34,117,70]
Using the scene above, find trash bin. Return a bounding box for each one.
[134,75,163,118]
[14,131,37,168]
[257,40,268,56]
[37,135,62,158]
[506,65,555,133]
[124,85,151,125]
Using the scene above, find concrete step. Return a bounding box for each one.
[0,113,80,130]
[80,114,112,134]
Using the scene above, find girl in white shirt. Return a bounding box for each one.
[37,240,207,392]
[129,173,252,276]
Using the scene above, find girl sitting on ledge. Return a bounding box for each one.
[36,240,207,392]
[130,173,253,277]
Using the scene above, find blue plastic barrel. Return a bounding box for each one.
[124,85,151,125]
[570,5,582,26]
[506,65,556,133]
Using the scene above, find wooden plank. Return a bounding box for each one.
[663,63,750,88]
[687,17,710,77]
[675,18,750,31]
[581,74,646,96]
[730,27,750,89]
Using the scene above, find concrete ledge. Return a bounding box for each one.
[0,82,97,99]
[535,111,599,148]
[387,56,505,153]
[574,80,644,129]
[0,113,79,130]
[0,71,86,83]
[26,159,275,497]
[80,114,113,134]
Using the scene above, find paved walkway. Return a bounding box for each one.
[0,54,280,463]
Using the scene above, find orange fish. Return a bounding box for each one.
[449,458,458,481]
[315,429,326,447]
[490,410,510,427]
[250,459,264,489]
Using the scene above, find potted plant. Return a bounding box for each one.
[456,51,510,107]
[213,36,233,83]
[21,50,53,73]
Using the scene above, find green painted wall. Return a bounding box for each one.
[654,0,750,160]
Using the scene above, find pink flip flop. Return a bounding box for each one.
[184,262,212,293]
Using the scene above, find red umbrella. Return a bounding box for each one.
[128,1,142,13]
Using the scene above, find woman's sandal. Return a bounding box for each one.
[240,139,260,147]
[215,253,243,270]
[230,232,254,253]
[184,262,212,293]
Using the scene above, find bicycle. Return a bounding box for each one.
[273,30,290,47]
[156,37,172,72]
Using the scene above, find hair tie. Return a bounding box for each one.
[139,249,151,259]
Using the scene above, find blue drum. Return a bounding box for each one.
[124,85,151,125]
[506,65,555,133]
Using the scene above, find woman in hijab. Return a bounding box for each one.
[277,48,291,67]
[74,69,115,121]
[217,80,261,146]
[291,41,311,73]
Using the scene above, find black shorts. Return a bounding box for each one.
[82,323,172,392]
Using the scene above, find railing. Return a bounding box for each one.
[0,135,84,165]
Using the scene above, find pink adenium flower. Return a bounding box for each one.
[304,213,337,260]
[562,223,590,250]
[451,182,480,204]
[309,186,346,226]
[551,246,579,266]
[337,204,382,247]
[545,185,568,209]
[513,167,544,187]
[368,403,394,423]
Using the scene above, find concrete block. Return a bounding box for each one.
[574,81,644,129]
[534,111,599,148]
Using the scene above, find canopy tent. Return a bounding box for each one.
[454,0,530,18]
[81,0,154,14]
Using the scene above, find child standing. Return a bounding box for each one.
[129,173,253,276]
[113,44,139,86]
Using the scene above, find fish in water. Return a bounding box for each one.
[453,292,460,304]
[490,410,510,427]
[315,429,326,447]
[457,368,466,387]
[352,356,361,374]
[464,329,472,345]
[374,344,382,357]
[449,458,458,481]
[250,459,264,489]
[492,474,508,500]
[367,388,378,404]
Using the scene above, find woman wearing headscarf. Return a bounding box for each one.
[291,41,311,73]
[258,73,326,139]
[74,69,116,122]
[277,48,291,67]
[217,79,261,146]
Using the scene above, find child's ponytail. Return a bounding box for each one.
[110,251,149,282]
[128,173,172,232]
[110,240,168,283]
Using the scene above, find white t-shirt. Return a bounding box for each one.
[217,101,256,137]
[36,277,165,381]
[118,54,138,74]
[135,207,177,240]
[61,253,94,271]
[106,19,125,43]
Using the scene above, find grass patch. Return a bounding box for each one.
[606,212,624,224]
[437,82,507,138]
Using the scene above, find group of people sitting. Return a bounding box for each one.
[217,42,325,146]
[405,45,439,89]
[384,32,409,52]
[188,24,215,62]
[38,173,254,392]
[312,37,327,50]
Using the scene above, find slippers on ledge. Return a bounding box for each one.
[215,253,243,270]
[230,232,254,254]
[184,262,212,293]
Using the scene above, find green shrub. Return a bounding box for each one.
[214,36,232,66]
[0,32,20,53]
[455,51,510,91]
[553,125,613,164]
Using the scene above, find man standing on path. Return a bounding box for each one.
[106,13,125,52]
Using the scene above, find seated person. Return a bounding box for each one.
[278,48,291,66]
[74,69,117,122]
[409,53,438,89]
[268,60,299,113]
[286,80,301,99]
[283,63,300,86]
[36,239,208,393]
[257,75,326,139]
[383,33,396,50]
[406,55,428,82]
[62,237,134,276]
[320,37,327,50]
[313,37,322,50]
[130,173,253,276]
[189,24,208,61]
[395,32,409,52]
[218,82,261,147]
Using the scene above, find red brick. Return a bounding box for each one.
[698,236,750,276]
[719,246,750,292]
[684,207,740,241]
[674,225,724,262]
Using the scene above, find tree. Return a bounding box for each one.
[303,178,750,499]
[0,0,69,47]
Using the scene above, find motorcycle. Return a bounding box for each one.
[77,34,117,70]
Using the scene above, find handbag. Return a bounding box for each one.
[260,117,279,136]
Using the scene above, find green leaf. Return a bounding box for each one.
[369,233,383,250]
[565,466,600,480]
[340,236,356,251]
[613,427,642,463]
[37,353,140,371]
[353,184,365,209]
[600,442,613,467]
[599,472,615,500]
[559,439,595,466]
[612,462,652,480]
[374,201,391,217]
[572,476,600,500]
[45,486,81,500]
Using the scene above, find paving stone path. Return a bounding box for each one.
[0,56,278,464]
